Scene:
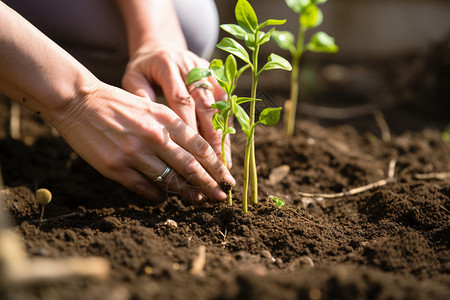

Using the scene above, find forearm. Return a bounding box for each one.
[114,0,187,55]
[0,1,99,127]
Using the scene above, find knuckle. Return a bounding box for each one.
[173,93,194,107]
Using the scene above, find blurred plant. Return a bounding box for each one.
[269,195,286,209]
[272,0,338,137]
[35,188,52,223]
[442,125,450,142]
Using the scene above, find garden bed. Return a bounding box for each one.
[1,47,449,299]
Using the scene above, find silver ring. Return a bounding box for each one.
[188,81,213,93]
[154,166,171,182]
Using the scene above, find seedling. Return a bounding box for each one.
[35,188,52,223]
[188,0,291,213]
[269,195,286,209]
[272,0,338,137]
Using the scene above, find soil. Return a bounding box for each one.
[1,40,449,300]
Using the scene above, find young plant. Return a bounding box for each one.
[268,195,286,209]
[219,0,292,212]
[272,0,338,137]
[186,54,250,205]
[35,188,52,223]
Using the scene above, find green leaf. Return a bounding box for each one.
[300,4,323,29]
[259,53,292,75]
[209,59,230,93]
[268,195,286,208]
[258,107,282,126]
[232,101,251,137]
[225,55,237,86]
[272,30,296,53]
[220,24,248,40]
[236,97,260,105]
[306,31,338,52]
[212,113,225,131]
[258,27,275,45]
[226,127,236,135]
[257,18,286,31]
[235,0,258,33]
[211,101,229,112]
[285,0,310,13]
[313,0,328,5]
[185,67,211,86]
[217,37,251,65]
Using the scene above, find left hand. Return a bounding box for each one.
[121,46,231,167]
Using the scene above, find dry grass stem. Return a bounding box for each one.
[190,245,206,276]
[413,172,450,180]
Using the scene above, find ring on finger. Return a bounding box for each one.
[188,80,214,93]
[153,166,171,182]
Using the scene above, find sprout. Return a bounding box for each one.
[36,188,52,223]
[269,195,286,209]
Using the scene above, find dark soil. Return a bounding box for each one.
[1,42,449,300]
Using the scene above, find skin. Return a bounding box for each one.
[0,0,235,204]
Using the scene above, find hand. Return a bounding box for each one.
[56,82,235,204]
[121,46,232,168]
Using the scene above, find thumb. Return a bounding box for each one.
[122,72,156,101]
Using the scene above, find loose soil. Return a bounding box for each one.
[0,42,449,299]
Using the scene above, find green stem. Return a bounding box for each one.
[222,113,232,206]
[249,44,259,204]
[286,26,306,137]
[242,135,252,213]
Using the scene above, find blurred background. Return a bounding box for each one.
[213,0,450,129]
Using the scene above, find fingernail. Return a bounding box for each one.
[213,188,227,201]
[224,173,236,187]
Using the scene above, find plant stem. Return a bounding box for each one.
[39,206,45,224]
[249,44,260,204]
[222,113,232,205]
[242,135,252,213]
[286,26,306,137]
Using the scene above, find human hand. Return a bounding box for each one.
[56,82,235,204]
[121,46,232,168]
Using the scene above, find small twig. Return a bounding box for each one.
[298,178,395,199]
[190,245,206,276]
[388,159,396,179]
[373,110,391,142]
[413,172,450,180]
[31,212,86,224]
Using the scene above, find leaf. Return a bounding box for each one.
[236,97,260,105]
[226,127,236,135]
[306,31,339,53]
[258,107,282,126]
[220,24,248,40]
[232,101,251,137]
[185,67,211,86]
[272,30,296,53]
[209,59,230,93]
[217,37,251,65]
[235,0,258,33]
[300,4,323,29]
[257,18,286,31]
[259,53,292,75]
[268,195,286,208]
[211,101,229,112]
[225,55,237,86]
[285,0,310,13]
[212,113,225,131]
[257,27,275,45]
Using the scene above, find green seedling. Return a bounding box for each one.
[187,0,291,213]
[219,0,292,212]
[36,188,52,223]
[187,55,250,205]
[269,195,286,209]
[272,0,338,137]
[442,125,450,142]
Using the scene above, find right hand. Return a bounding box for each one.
[55,82,235,204]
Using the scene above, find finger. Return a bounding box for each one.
[208,76,227,102]
[132,155,202,205]
[159,122,235,201]
[122,72,156,101]
[190,86,223,159]
[115,168,166,204]
[159,62,198,132]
